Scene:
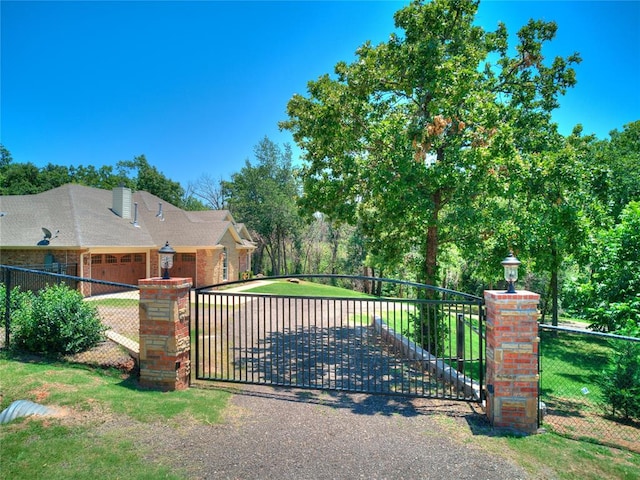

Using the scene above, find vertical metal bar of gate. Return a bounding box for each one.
[478,301,485,402]
[3,268,11,348]
[195,290,199,379]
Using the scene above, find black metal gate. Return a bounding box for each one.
[194,275,484,401]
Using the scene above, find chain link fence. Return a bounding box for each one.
[539,324,640,453]
[1,265,139,370]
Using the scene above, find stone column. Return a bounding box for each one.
[484,290,540,434]
[138,277,192,391]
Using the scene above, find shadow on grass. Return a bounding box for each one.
[540,329,611,370]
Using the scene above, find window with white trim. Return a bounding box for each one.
[222,247,228,281]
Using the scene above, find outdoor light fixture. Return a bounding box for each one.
[501,252,521,294]
[159,241,176,280]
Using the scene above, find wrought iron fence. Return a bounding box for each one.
[1,263,78,292]
[195,274,484,401]
[1,265,139,370]
[539,324,640,453]
[21,262,78,275]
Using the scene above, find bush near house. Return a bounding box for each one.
[10,284,106,356]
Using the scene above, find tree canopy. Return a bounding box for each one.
[580,201,640,334]
[222,137,300,275]
[282,0,580,286]
[0,147,209,210]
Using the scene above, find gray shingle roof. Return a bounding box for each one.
[0,184,254,250]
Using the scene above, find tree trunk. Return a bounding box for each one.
[551,265,559,327]
[281,233,288,275]
[363,266,372,294]
[418,151,444,353]
[423,189,441,290]
[423,148,444,290]
[253,243,264,275]
[274,229,281,275]
[265,241,277,276]
[540,280,552,324]
[330,227,339,275]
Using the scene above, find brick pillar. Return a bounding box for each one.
[138,277,192,391]
[484,290,540,434]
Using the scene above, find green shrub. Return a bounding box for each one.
[598,340,640,421]
[12,284,106,356]
[409,306,447,354]
[0,283,34,328]
[587,298,640,333]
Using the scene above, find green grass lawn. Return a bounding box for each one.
[0,352,228,480]
[0,355,228,424]
[84,297,139,308]
[242,279,376,298]
[1,420,180,480]
[539,329,613,402]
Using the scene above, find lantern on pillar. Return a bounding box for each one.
[159,241,176,279]
[501,252,521,294]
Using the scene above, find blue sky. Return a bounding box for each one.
[2,1,639,190]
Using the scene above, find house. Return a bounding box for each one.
[0,184,255,293]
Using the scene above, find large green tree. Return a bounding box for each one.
[222,137,300,275]
[0,161,49,195]
[590,121,640,222]
[69,164,130,191]
[0,147,196,210]
[515,129,592,325]
[281,0,580,287]
[585,201,640,333]
[116,155,185,207]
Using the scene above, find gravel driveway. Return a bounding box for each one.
[92,284,528,478]
[140,383,528,480]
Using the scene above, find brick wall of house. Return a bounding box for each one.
[0,249,82,267]
[196,248,215,287]
[211,231,240,284]
[212,249,223,283]
[148,248,157,279]
[2,245,250,291]
[238,250,249,274]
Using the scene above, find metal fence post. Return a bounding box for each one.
[456,312,465,373]
[3,268,11,348]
